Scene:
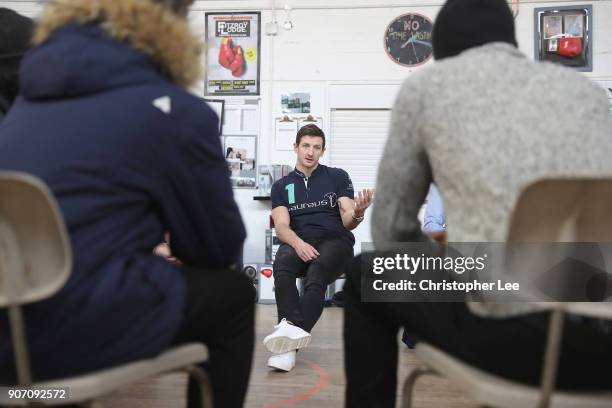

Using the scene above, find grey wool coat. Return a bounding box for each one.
[372,42,612,316]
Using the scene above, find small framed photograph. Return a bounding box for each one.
[224,136,257,188]
[281,92,311,114]
[543,15,562,39]
[564,14,584,38]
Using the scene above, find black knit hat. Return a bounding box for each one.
[0,8,34,74]
[432,0,517,60]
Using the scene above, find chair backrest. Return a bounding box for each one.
[507,178,612,317]
[508,178,612,242]
[0,171,72,307]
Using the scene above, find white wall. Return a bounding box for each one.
[4,0,612,262]
[192,0,612,262]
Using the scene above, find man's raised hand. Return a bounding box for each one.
[354,188,374,217]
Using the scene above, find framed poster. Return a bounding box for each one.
[224,136,257,188]
[205,12,261,96]
[203,99,225,134]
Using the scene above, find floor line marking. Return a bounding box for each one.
[263,357,331,408]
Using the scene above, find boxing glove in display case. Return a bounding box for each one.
[534,5,592,72]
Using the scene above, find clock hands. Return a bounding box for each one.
[400,35,419,60]
[410,37,418,58]
[401,35,433,49]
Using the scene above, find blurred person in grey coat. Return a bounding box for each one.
[343,0,612,406]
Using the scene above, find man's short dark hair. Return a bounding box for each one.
[296,124,325,149]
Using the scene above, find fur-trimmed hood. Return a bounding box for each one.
[32,0,202,88]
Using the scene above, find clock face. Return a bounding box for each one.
[384,13,434,67]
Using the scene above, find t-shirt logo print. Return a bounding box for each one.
[324,192,338,208]
[285,183,296,204]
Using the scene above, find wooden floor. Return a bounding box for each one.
[99,304,476,408]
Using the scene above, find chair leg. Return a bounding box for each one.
[183,365,214,408]
[401,365,434,408]
[538,308,565,408]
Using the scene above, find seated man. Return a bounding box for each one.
[344,0,612,406]
[264,124,373,372]
[0,1,253,407]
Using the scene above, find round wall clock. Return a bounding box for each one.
[384,13,434,67]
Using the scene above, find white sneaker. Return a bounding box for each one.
[263,318,311,354]
[267,350,296,372]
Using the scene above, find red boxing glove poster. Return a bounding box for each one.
[205,12,261,95]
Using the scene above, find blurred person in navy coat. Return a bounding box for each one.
[0,1,253,407]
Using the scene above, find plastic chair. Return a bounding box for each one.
[0,171,212,407]
[402,178,612,408]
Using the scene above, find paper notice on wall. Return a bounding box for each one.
[275,119,298,151]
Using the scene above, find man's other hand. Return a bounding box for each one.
[154,242,182,265]
[294,240,320,262]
